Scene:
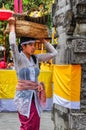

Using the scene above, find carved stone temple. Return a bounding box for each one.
[52,0,86,129]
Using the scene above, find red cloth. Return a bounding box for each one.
[0,61,6,69]
[18,100,40,130]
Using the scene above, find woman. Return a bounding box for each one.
[8,17,57,130]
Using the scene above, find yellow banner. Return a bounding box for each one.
[39,63,53,98]
[0,70,18,98]
[0,64,81,101]
[0,68,53,98]
[53,65,81,102]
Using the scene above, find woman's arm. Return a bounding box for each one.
[8,17,21,65]
[16,80,44,91]
[36,39,57,62]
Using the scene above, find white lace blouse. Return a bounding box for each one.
[9,32,57,117]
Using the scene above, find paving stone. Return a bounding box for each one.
[0,111,54,130]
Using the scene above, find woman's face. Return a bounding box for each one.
[22,43,36,56]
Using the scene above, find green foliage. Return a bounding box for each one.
[0,0,53,12]
[0,0,14,10]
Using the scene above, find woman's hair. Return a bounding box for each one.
[20,37,35,45]
[18,37,36,52]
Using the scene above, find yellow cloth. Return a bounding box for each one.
[0,64,81,104]
[38,63,53,98]
[38,71,52,98]
[0,65,53,98]
[53,65,81,109]
[34,50,46,54]
[0,70,18,98]
[53,65,81,101]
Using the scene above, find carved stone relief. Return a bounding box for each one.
[64,10,76,35]
[72,0,86,18]
[73,39,86,53]
[69,113,86,130]
[64,38,86,64]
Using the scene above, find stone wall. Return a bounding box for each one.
[52,0,86,129]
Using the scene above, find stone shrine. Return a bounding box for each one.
[52,0,86,129]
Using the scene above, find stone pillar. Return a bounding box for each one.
[52,0,86,129]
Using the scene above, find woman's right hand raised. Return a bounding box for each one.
[8,17,16,32]
[8,17,15,25]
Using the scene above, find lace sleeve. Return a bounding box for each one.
[36,42,57,62]
[9,32,21,65]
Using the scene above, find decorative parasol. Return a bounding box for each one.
[0,3,14,21]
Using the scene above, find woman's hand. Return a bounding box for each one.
[39,39,48,44]
[8,17,15,25]
[37,82,45,92]
[16,80,39,90]
[8,17,16,32]
[37,82,46,103]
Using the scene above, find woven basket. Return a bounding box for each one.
[5,20,49,38]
